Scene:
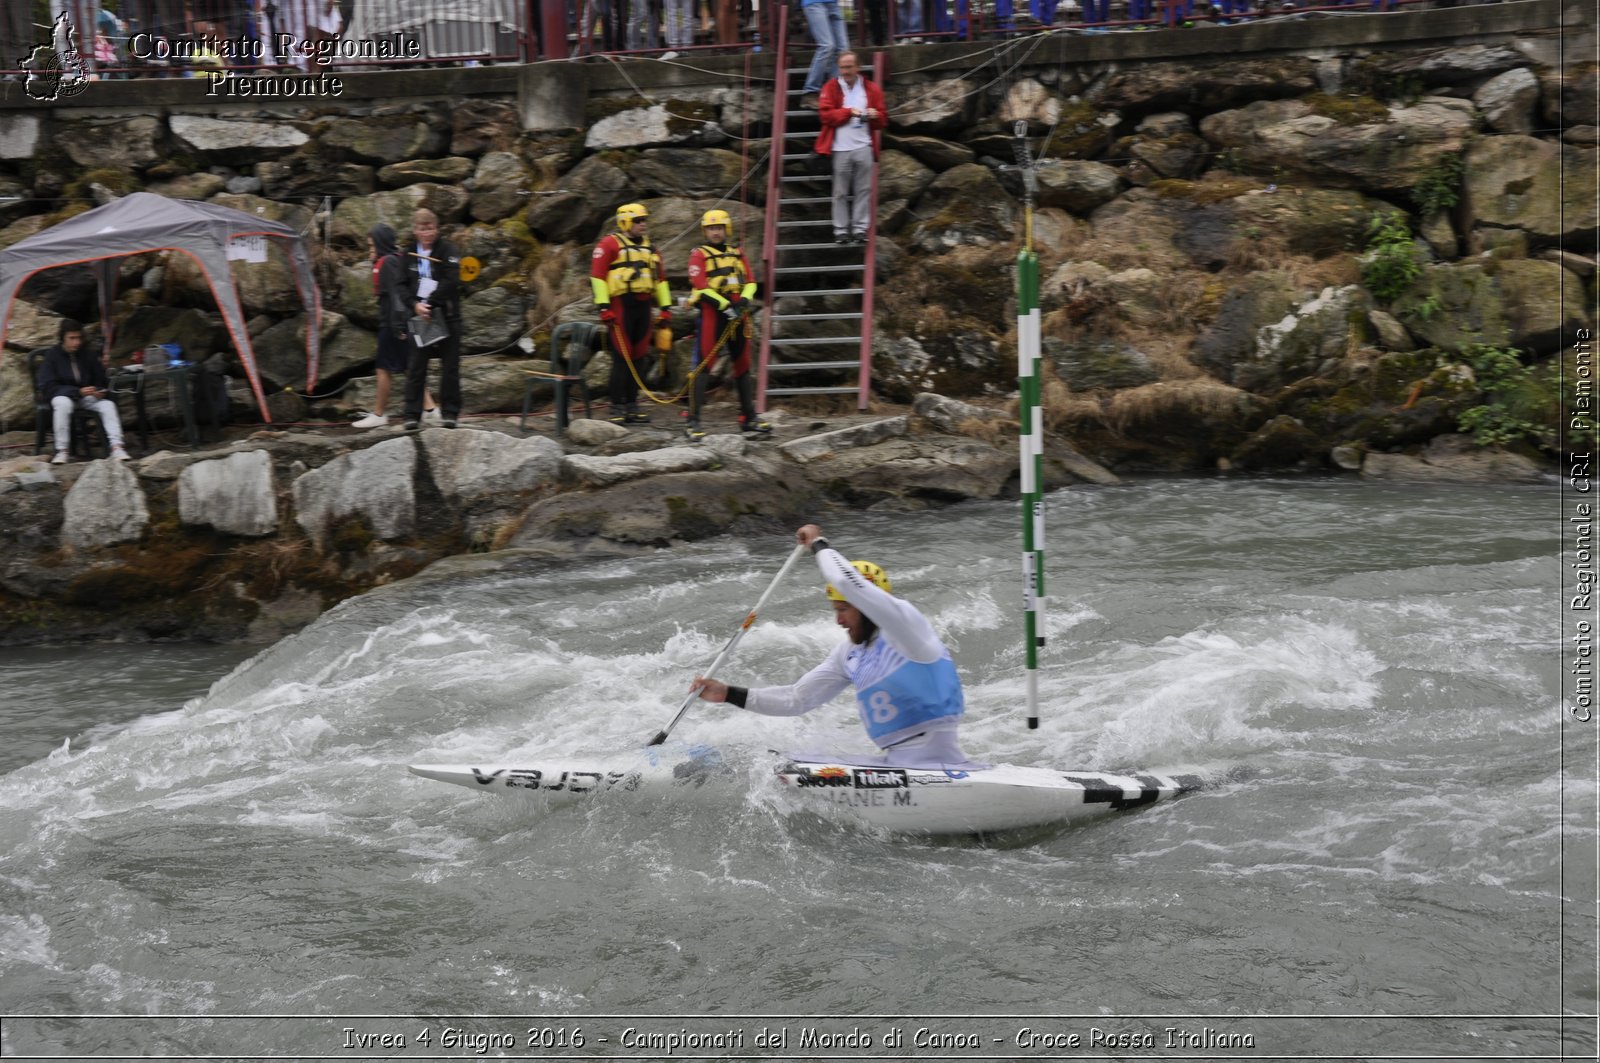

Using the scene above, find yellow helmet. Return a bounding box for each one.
[825,560,891,602]
[616,202,649,233]
[701,208,732,231]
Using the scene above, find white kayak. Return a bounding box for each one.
[407,749,1203,835]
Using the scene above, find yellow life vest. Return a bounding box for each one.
[606,233,660,296]
[695,243,748,296]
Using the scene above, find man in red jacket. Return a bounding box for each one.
[590,202,672,424]
[815,51,888,245]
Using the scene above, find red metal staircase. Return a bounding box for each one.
[756,7,884,412]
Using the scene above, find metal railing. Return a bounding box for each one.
[1,0,1481,78]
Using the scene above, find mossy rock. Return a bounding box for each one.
[1301,93,1390,127]
[1230,414,1324,471]
[586,94,655,124]
[64,168,142,202]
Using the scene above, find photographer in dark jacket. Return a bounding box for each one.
[400,208,463,431]
[36,318,129,463]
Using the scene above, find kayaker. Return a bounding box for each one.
[690,523,973,768]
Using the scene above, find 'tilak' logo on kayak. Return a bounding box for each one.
[852,769,908,789]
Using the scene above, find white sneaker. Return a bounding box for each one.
[50,451,68,465]
[110,446,130,461]
[351,412,388,429]
[423,408,443,425]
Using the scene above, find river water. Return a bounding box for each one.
[1,478,1592,1060]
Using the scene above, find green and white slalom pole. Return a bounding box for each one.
[1013,120,1045,731]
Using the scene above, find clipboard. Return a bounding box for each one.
[408,315,449,348]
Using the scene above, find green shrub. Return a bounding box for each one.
[1412,153,1465,215]
[1361,212,1423,301]
[1456,344,1545,447]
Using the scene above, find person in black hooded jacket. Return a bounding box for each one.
[351,223,437,429]
[36,318,129,463]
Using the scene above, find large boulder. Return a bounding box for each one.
[460,287,528,355]
[780,417,909,463]
[798,434,1016,503]
[912,392,1011,434]
[208,194,314,233]
[1393,260,1588,355]
[419,426,562,506]
[0,114,41,161]
[1189,270,1303,383]
[1,299,64,352]
[1082,189,1191,272]
[627,148,746,199]
[252,312,374,389]
[1031,159,1123,215]
[1200,97,1475,196]
[256,154,376,200]
[56,117,165,170]
[1356,45,1526,91]
[1046,338,1160,391]
[887,134,975,171]
[1229,186,1381,258]
[890,79,978,134]
[145,173,226,201]
[451,98,521,156]
[585,98,726,150]
[292,436,416,548]
[0,349,35,425]
[62,459,149,550]
[177,449,278,537]
[1542,62,1600,129]
[1474,68,1540,135]
[169,116,309,162]
[318,116,447,165]
[509,459,810,549]
[328,184,472,252]
[525,154,631,242]
[457,357,549,413]
[1462,135,1598,243]
[376,157,476,189]
[876,150,936,204]
[0,214,51,252]
[468,152,532,223]
[1244,285,1369,392]
[335,262,379,329]
[564,445,719,487]
[1123,132,1209,183]
[905,164,1014,251]
[1098,58,1318,114]
[999,78,1061,129]
[1361,434,1545,484]
[109,306,224,362]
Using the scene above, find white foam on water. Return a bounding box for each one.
[0,913,58,970]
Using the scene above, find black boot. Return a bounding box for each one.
[736,376,771,435]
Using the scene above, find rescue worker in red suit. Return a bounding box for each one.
[590,202,672,424]
[684,209,770,440]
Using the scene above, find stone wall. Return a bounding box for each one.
[0,0,1591,474]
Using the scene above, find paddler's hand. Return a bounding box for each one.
[689,676,728,702]
[796,524,824,548]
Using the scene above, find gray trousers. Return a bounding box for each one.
[831,146,874,237]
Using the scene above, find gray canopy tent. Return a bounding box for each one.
[0,192,322,424]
